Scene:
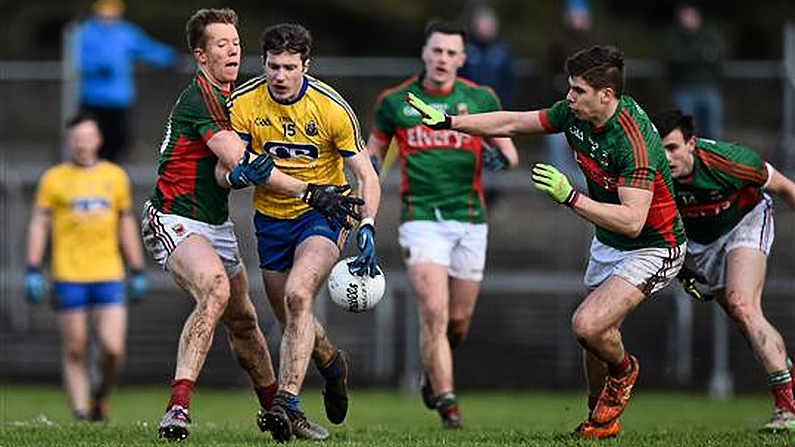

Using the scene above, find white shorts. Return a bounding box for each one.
[141,201,244,278]
[584,238,686,296]
[686,195,774,291]
[398,220,488,281]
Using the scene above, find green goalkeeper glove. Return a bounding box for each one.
[531,163,580,207]
[405,92,451,130]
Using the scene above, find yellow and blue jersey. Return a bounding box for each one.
[229,74,365,219]
[35,161,131,282]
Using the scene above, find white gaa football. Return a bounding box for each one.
[327,256,386,313]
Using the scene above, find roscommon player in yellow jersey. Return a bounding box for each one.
[229,23,380,443]
[24,112,147,421]
[143,9,357,443]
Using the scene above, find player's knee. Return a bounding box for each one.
[199,273,231,317]
[224,308,259,336]
[284,286,314,316]
[447,318,470,349]
[571,311,601,345]
[63,342,87,364]
[722,293,758,329]
[103,348,125,369]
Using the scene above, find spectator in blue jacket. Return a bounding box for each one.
[459,4,516,108]
[76,0,176,162]
[459,3,517,213]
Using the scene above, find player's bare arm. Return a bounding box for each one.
[208,129,249,186]
[26,208,51,267]
[406,92,542,138]
[365,133,390,168]
[570,186,652,238]
[764,165,795,209]
[486,136,520,168]
[119,210,146,270]
[345,150,381,221]
[453,110,543,137]
[208,129,248,170]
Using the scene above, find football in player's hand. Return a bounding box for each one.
[327,256,386,313]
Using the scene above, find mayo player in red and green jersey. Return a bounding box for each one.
[653,109,795,433]
[141,9,348,442]
[367,20,518,430]
[408,45,686,439]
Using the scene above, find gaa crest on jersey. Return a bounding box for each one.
[600,151,610,167]
[172,223,186,236]
[456,103,469,115]
[305,121,318,136]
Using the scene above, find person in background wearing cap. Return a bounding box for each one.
[76,0,176,162]
[541,0,597,191]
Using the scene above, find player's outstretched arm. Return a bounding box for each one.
[405,92,543,137]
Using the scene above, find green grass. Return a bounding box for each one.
[1,384,792,446]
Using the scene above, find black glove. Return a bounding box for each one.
[482,144,510,171]
[302,184,364,231]
[676,265,713,301]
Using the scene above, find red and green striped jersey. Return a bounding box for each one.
[540,96,686,250]
[371,76,501,223]
[149,71,232,225]
[672,138,769,244]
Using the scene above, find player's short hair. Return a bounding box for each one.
[423,19,467,44]
[260,23,312,62]
[566,45,625,97]
[92,0,125,16]
[185,8,238,52]
[651,109,696,141]
[66,111,99,129]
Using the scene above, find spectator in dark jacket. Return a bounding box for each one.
[661,2,727,140]
[459,4,516,108]
[541,0,597,190]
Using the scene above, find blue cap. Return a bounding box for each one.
[566,0,590,14]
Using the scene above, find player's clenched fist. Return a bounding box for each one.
[405,92,451,130]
